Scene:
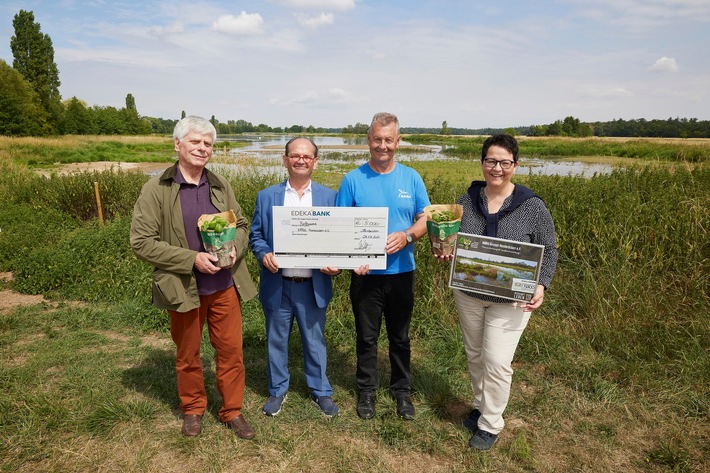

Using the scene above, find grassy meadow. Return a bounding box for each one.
[0,135,708,472]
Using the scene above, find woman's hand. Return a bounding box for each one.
[521,284,545,312]
[433,251,454,262]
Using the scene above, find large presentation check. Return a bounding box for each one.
[273,206,388,269]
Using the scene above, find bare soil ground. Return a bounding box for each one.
[37,161,173,176]
[0,272,45,312]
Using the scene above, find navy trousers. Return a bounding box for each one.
[264,278,332,397]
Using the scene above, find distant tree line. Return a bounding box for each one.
[522,116,710,138]
[409,116,710,138]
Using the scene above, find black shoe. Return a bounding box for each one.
[357,392,376,419]
[463,409,481,433]
[395,396,415,420]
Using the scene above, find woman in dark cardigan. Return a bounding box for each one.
[438,134,558,450]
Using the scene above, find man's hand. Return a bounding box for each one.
[262,252,279,273]
[320,266,342,276]
[194,252,221,274]
[385,231,409,255]
[354,264,370,275]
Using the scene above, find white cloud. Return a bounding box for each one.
[268,0,356,11]
[583,85,634,98]
[148,22,184,37]
[296,12,335,28]
[269,88,368,106]
[326,88,368,103]
[650,56,679,73]
[270,90,320,105]
[212,12,264,35]
[573,0,710,31]
[56,46,181,69]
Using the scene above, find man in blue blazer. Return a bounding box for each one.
[249,137,341,418]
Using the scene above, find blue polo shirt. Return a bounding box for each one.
[336,162,430,275]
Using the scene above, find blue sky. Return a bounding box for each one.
[1,0,708,129]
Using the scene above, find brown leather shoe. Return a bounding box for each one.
[225,414,255,439]
[181,414,202,437]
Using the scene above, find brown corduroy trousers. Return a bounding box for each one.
[169,286,245,423]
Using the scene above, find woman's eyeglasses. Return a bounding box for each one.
[483,158,515,169]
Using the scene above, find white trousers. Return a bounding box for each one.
[453,289,531,434]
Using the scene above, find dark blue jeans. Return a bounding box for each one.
[350,271,415,396]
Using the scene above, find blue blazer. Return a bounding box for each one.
[249,180,337,311]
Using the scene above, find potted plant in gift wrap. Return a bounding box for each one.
[198,210,237,268]
[424,204,464,257]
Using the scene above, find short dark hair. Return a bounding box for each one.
[481,134,519,162]
[284,136,319,157]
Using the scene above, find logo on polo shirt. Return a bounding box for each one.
[398,189,412,199]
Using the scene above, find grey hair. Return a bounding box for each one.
[173,116,217,143]
[368,112,400,135]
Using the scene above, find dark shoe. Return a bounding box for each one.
[225,414,255,440]
[181,414,202,437]
[469,429,498,450]
[356,392,376,420]
[262,393,287,416]
[395,395,415,420]
[463,409,481,433]
[311,395,339,418]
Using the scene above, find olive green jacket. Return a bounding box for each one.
[130,162,257,312]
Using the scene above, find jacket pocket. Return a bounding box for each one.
[152,269,186,307]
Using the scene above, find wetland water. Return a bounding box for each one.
[213,135,614,177]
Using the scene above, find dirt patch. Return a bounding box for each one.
[0,272,87,313]
[36,161,172,177]
[0,273,46,312]
[0,288,45,312]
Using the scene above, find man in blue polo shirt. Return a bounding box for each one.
[336,112,430,420]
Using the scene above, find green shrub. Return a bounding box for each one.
[0,203,79,272]
[13,217,151,302]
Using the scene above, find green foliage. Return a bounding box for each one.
[342,122,370,134]
[10,10,61,133]
[61,96,95,134]
[0,59,50,136]
[226,167,284,218]
[424,135,710,163]
[0,145,708,471]
[1,164,148,221]
[441,120,450,135]
[13,217,152,302]
[0,203,78,272]
[7,140,174,167]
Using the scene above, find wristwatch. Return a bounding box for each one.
[404,231,413,244]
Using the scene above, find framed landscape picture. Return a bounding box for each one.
[448,233,544,302]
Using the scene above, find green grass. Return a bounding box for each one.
[0,136,708,472]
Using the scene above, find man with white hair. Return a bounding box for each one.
[131,115,257,439]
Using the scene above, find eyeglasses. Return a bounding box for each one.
[287,154,316,162]
[483,158,515,169]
